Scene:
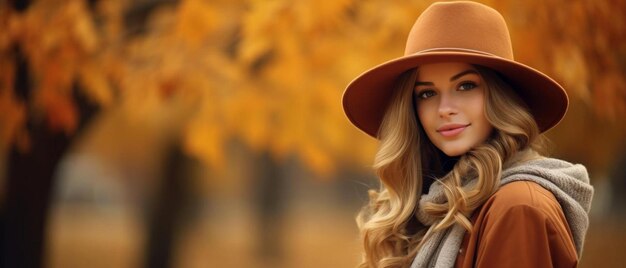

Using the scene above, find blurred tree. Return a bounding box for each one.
[1,0,625,267]
[0,1,101,267]
[490,0,626,172]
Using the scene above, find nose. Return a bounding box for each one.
[438,93,457,119]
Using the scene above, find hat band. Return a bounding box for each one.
[412,47,505,59]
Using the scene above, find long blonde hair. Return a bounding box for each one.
[355,65,547,267]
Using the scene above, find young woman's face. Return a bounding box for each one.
[414,62,493,157]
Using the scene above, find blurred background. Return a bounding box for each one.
[0,0,624,267]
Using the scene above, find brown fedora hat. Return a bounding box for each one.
[342,1,568,138]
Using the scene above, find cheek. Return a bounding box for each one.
[470,98,493,134]
[470,102,486,120]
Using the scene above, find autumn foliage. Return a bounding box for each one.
[1,0,624,176]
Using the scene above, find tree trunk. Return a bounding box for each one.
[252,150,286,261]
[0,45,98,268]
[1,125,71,268]
[144,144,192,268]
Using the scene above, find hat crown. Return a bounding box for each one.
[404,1,514,60]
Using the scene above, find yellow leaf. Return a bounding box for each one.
[79,61,114,106]
[175,0,219,48]
[183,120,226,171]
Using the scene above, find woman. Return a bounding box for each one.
[342,2,594,268]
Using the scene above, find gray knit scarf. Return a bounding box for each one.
[410,157,594,268]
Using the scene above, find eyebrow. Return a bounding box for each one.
[414,69,479,86]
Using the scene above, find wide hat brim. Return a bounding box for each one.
[342,49,569,139]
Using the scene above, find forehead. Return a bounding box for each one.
[416,62,477,81]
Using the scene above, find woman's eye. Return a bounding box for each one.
[458,81,477,91]
[416,90,436,99]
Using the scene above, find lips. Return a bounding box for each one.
[437,123,470,137]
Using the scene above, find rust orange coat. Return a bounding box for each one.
[455,181,578,268]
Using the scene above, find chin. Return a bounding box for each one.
[440,146,471,157]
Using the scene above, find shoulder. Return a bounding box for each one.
[485,180,561,215]
[475,180,569,230]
